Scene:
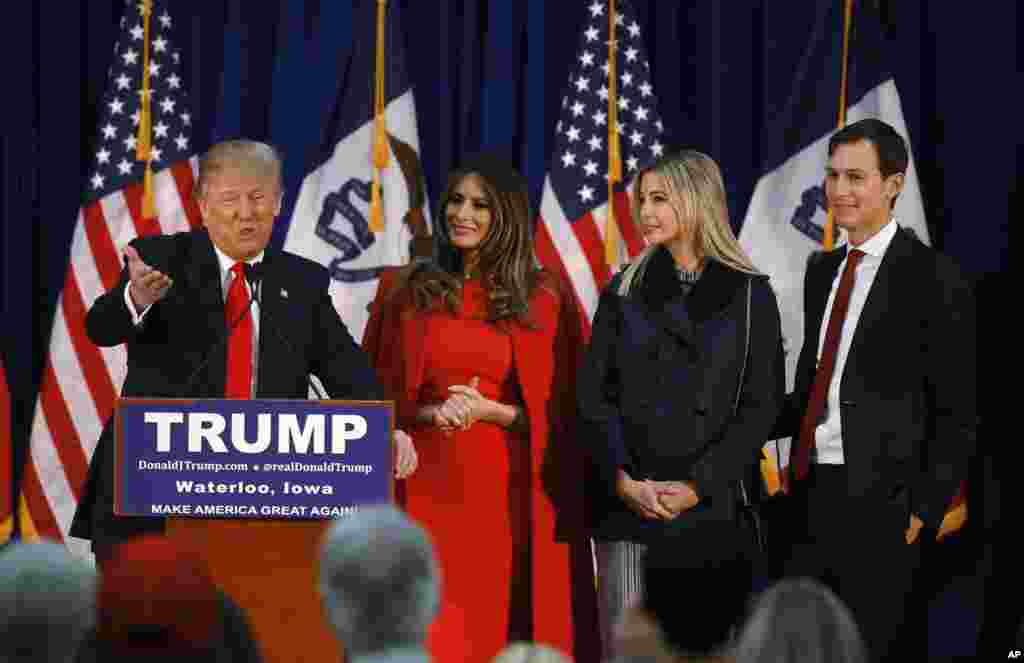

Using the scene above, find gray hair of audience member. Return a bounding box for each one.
[0,542,97,663]
[732,578,868,663]
[318,505,441,655]
[492,642,572,663]
[196,139,283,198]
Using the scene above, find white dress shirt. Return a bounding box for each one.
[124,246,264,396]
[813,219,898,464]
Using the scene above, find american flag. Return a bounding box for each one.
[534,0,666,331]
[20,0,199,552]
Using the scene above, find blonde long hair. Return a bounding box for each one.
[618,150,760,295]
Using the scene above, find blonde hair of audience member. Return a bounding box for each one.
[618,150,760,297]
[0,542,97,663]
[491,642,572,663]
[318,505,441,658]
[732,578,867,663]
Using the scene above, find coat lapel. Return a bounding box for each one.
[640,247,695,345]
[843,227,913,375]
[185,229,228,397]
[654,297,696,346]
[806,246,847,344]
[686,259,747,325]
[638,251,748,345]
[255,251,282,396]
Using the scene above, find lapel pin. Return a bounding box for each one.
[281,288,289,299]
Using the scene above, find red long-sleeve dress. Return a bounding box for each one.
[363,270,600,662]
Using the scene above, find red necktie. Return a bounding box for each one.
[785,249,866,491]
[224,262,254,399]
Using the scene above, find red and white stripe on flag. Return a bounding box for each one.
[536,188,643,337]
[20,0,200,551]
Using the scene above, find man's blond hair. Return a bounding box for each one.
[196,139,282,198]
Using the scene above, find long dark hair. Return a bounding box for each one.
[401,154,544,328]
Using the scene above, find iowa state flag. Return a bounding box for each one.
[278,0,429,343]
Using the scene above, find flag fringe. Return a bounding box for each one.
[605,0,622,269]
[824,0,856,251]
[369,0,390,233]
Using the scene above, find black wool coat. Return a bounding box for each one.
[577,248,784,542]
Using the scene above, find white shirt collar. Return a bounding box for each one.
[849,217,898,258]
[211,243,264,279]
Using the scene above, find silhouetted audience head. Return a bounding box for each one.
[319,505,440,658]
[492,642,571,663]
[78,536,258,662]
[611,605,680,663]
[0,541,97,663]
[641,526,753,658]
[732,578,867,663]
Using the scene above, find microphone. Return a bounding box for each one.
[244,259,328,401]
[179,269,259,398]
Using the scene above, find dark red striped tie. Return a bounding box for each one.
[785,249,865,491]
[224,262,253,399]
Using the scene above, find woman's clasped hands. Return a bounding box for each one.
[431,376,487,434]
[615,470,700,521]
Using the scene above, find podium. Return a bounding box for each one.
[166,518,340,663]
[114,398,395,663]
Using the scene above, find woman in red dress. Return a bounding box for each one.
[362,155,599,662]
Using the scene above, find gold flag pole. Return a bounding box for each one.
[825,0,855,251]
[605,0,622,270]
[136,0,156,219]
[369,0,391,233]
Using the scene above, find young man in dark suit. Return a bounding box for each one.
[71,140,418,555]
[776,119,977,661]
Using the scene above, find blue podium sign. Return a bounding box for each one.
[114,399,394,519]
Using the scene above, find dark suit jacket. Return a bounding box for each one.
[778,227,977,530]
[70,228,384,545]
[577,249,785,542]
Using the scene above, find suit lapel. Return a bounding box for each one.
[807,247,847,346]
[255,252,282,396]
[843,228,913,376]
[186,229,228,398]
[639,247,695,345]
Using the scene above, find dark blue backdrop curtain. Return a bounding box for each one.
[1,0,1015,653]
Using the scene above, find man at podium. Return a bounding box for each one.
[70,139,417,558]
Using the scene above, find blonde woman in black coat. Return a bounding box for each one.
[577,150,784,658]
